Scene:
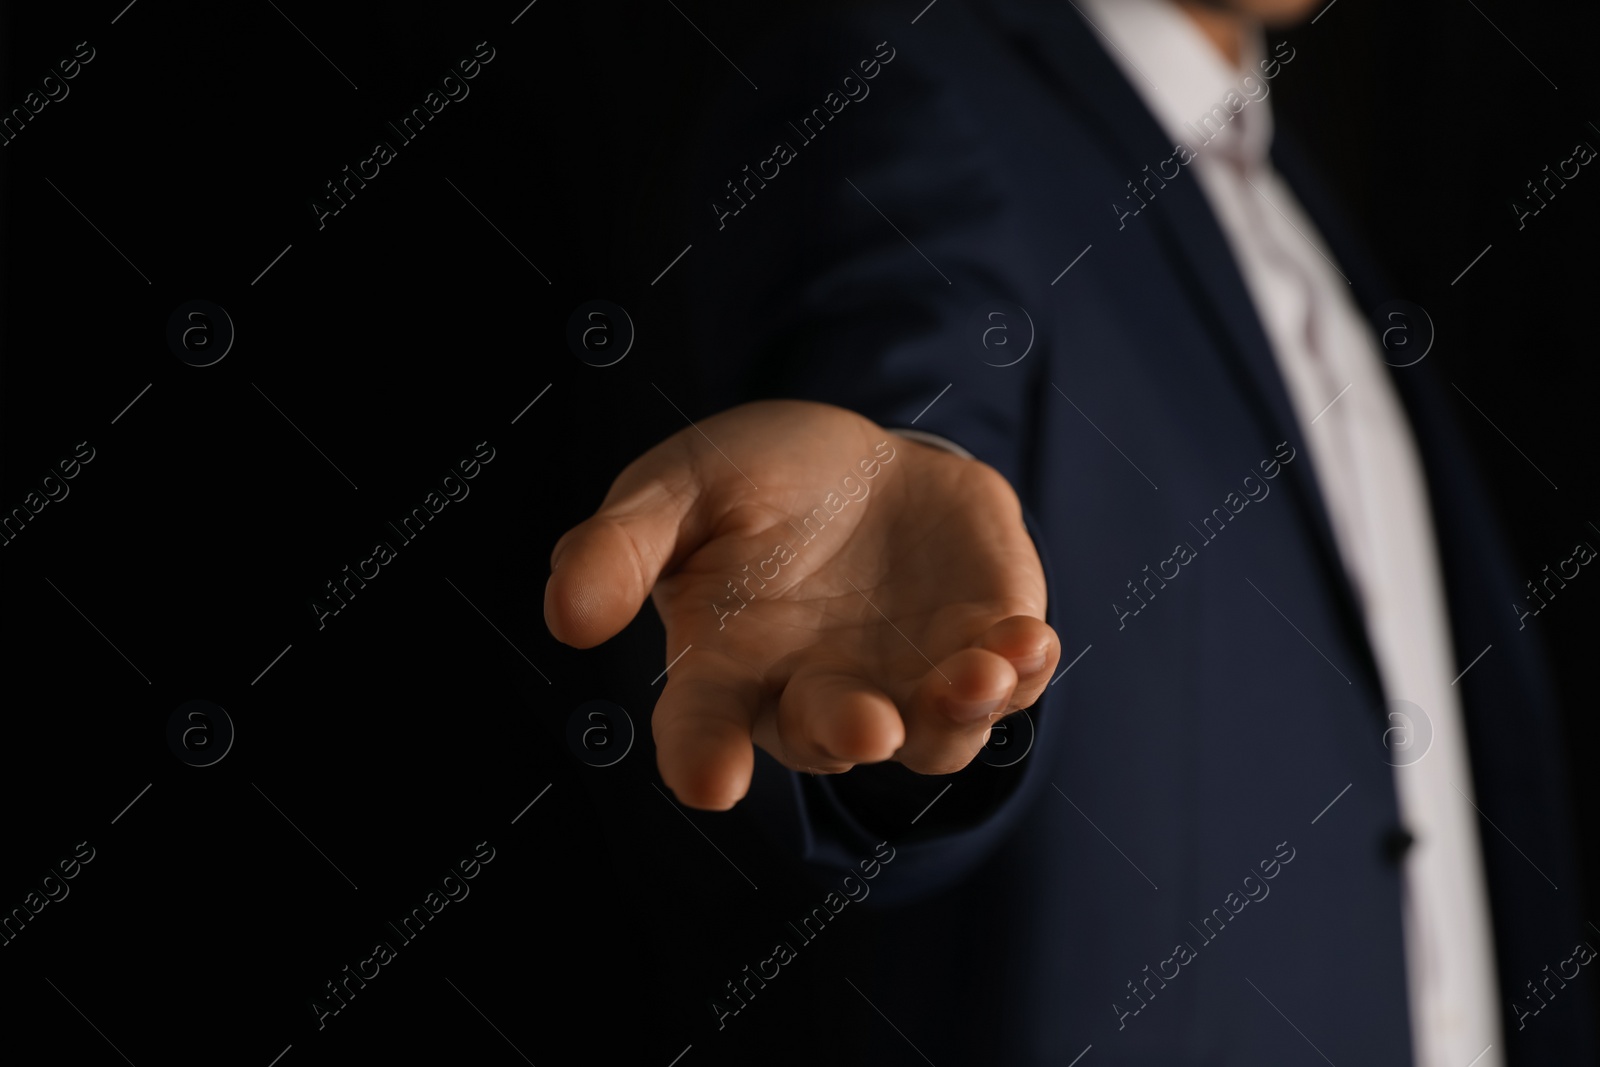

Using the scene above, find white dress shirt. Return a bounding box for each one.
[1074,1,1503,1063]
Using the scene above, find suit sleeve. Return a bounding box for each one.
[662,5,1067,903]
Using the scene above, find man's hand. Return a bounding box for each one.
[544,399,1059,810]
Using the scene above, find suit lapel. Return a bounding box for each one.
[980,0,1384,694]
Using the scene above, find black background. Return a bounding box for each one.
[2,1,1595,1063]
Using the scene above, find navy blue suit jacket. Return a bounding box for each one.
[657,1,1594,1061]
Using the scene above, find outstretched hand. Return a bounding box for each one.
[544,399,1058,810]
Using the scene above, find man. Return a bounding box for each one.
[545,0,1593,1061]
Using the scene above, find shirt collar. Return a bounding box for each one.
[1074,0,1273,171]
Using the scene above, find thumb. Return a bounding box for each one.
[544,446,711,649]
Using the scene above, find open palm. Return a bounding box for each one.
[545,399,1059,810]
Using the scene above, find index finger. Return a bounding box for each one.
[651,645,765,810]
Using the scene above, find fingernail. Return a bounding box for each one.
[951,697,1006,723]
[1013,650,1047,674]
